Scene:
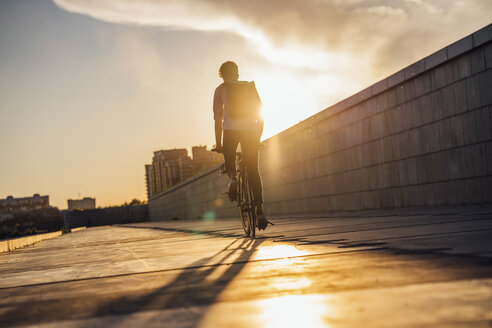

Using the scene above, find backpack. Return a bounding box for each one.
[225,81,262,119]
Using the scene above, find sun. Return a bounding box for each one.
[252,71,320,139]
[242,58,355,140]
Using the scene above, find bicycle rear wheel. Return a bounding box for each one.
[238,173,250,236]
[243,171,256,239]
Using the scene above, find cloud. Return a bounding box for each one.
[53,0,492,78]
[53,0,492,107]
[109,33,169,93]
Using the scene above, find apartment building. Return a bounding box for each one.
[67,197,96,210]
[145,146,223,199]
[0,194,50,213]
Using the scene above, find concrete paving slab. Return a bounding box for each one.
[1,205,492,327]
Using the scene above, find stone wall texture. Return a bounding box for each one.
[149,24,492,220]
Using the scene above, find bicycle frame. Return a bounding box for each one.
[236,152,256,238]
[215,149,257,238]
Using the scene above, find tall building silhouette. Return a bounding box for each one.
[145,146,223,199]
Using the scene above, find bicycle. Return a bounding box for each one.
[235,151,257,238]
[213,149,257,239]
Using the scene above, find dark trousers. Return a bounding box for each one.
[223,129,263,204]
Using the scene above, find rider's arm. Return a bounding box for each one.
[213,85,224,150]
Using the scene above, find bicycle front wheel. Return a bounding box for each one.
[247,178,256,239]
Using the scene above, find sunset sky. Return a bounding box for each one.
[1,0,491,209]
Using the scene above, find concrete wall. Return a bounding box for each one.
[149,24,492,220]
[0,231,62,253]
[149,167,237,220]
[64,205,149,229]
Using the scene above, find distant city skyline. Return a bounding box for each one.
[1,0,491,209]
[146,145,224,199]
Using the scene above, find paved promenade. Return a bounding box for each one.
[1,205,492,327]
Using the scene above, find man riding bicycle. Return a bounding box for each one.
[213,61,269,231]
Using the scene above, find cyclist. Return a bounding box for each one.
[213,61,270,230]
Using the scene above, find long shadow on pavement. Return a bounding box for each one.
[0,226,264,327]
[90,229,265,327]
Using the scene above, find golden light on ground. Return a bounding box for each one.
[270,277,312,291]
[200,242,335,327]
[257,294,333,328]
[254,244,308,259]
[253,244,310,267]
[253,245,333,327]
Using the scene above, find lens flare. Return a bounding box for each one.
[214,198,224,208]
[203,210,216,222]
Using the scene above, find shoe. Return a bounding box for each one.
[257,213,271,231]
[227,179,237,202]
